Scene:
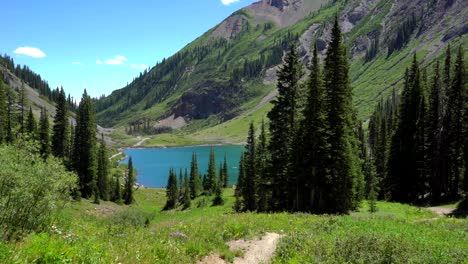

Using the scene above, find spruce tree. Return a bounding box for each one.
[244,123,258,211]
[234,152,246,212]
[18,82,26,134]
[206,148,217,194]
[222,155,229,188]
[6,89,15,143]
[212,177,224,206]
[39,106,50,158]
[388,55,425,203]
[267,43,303,211]
[26,106,37,138]
[114,177,123,204]
[296,43,329,212]
[183,172,191,209]
[322,17,361,213]
[73,90,98,198]
[0,81,7,143]
[256,119,269,212]
[189,152,202,198]
[444,45,464,199]
[427,61,445,200]
[97,134,110,201]
[52,87,69,158]
[124,156,135,205]
[164,168,178,210]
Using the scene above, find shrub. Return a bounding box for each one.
[0,143,77,240]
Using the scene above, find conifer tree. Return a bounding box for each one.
[189,152,202,198]
[52,87,69,158]
[367,155,378,213]
[5,89,15,143]
[206,148,217,194]
[164,168,178,210]
[296,43,329,212]
[256,119,269,211]
[444,45,464,199]
[234,152,246,212]
[97,134,110,201]
[244,123,258,211]
[114,177,123,204]
[267,43,303,211]
[124,156,135,205]
[39,106,50,158]
[388,55,425,202]
[212,176,224,206]
[222,155,229,188]
[322,17,361,213]
[73,90,97,198]
[427,61,445,200]
[183,172,191,209]
[0,81,6,143]
[26,106,37,137]
[18,82,26,134]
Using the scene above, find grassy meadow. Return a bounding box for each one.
[1,188,466,263]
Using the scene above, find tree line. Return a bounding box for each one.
[0,80,136,206]
[234,17,467,214]
[164,149,229,210]
[235,17,364,214]
[370,44,467,205]
[0,54,77,111]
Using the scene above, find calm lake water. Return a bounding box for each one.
[120,145,244,188]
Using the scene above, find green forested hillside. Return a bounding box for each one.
[95,0,467,145]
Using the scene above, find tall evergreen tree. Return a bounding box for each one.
[26,106,37,138]
[182,172,191,209]
[52,87,69,158]
[206,148,217,194]
[5,89,15,143]
[427,61,445,200]
[295,43,329,212]
[189,152,202,198]
[322,17,361,213]
[124,156,135,205]
[222,155,229,188]
[256,119,269,212]
[267,43,303,211]
[18,82,26,134]
[388,55,425,203]
[97,134,110,201]
[234,152,246,212]
[39,106,50,158]
[114,177,123,204]
[0,81,7,143]
[444,45,464,199]
[164,168,178,210]
[244,123,258,211]
[73,90,97,198]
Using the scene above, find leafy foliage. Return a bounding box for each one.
[0,141,76,240]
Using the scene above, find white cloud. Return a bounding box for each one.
[221,0,240,5]
[96,59,103,65]
[130,63,148,70]
[13,46,46,58]
[105,55,127,65]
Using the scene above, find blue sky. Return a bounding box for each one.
[2,0,257,100]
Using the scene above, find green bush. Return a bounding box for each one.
[0,143,77,240]
[110,208,151,228]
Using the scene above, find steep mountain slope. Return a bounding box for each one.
[95,0,467,142]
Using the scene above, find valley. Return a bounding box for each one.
[0,0,467,263]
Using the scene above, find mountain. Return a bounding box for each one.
[95,0,467,142]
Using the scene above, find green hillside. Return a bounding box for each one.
[95,0,467,146]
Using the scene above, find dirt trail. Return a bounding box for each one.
[199,232,283,264]
[133,137,150,147]
[426,206,454,216]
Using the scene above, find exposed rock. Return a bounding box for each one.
[212,14,246,40]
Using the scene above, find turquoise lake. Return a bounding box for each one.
[120,145,244,188]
